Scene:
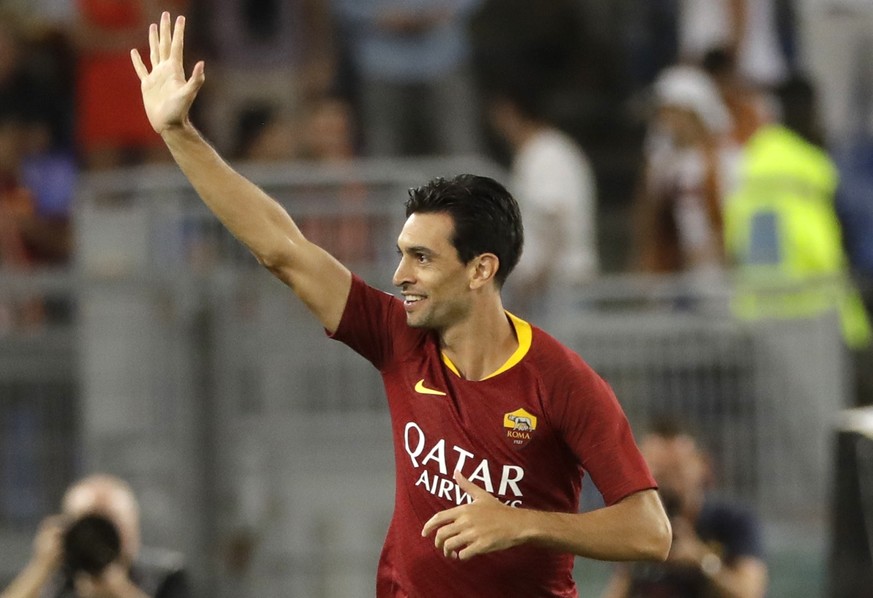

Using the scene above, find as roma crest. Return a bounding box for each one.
[503,408,537,448]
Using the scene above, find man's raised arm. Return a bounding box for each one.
[130,12,351,332]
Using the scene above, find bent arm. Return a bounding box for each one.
[1,517,64,598]
[424,474,671,562]
[521,489,671,561]
[0,560,55,598]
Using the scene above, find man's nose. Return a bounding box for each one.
[392,257,411,288]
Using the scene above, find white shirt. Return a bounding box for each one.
[679,0,787,86]
[679,0,733,61]
[510,128,598,286]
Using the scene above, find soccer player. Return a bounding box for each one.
[130,13,671,596]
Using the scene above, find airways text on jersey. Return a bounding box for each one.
[404,421,526,507]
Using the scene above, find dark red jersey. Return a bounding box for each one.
[330,275,656,597]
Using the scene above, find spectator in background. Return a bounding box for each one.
[632,65,732,279]
[298,97,359,163]
[0,114,42,330]
[229,104,300,162]
[485,80,598,319]
[331,0,483,157]
[0,110,74,331]
[0,13,75,157]
[228,96,372,264]
[723,74,872,396]
[805,1,873,373]
[798,0,873,147]
[701,47,773,148]
[0,474,189,598]
[73,0,186,170]
[0,17,76,329]
[0,16,74,268]
[621,0,680,93]
[469,0,590,122]
[677,0,788,92]
[204,0,335,155]
[601,420,768,598]
[297,96,373,264]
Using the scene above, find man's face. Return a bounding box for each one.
[657,105,707,148]
[641,434,708,515]
[392,212,474,330]
[64,483,140,564]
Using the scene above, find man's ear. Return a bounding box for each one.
[469,253,500,289]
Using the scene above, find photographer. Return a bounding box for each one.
[1,475,188,598]
[601,420,769,598]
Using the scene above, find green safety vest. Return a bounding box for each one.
[724,125,872,349]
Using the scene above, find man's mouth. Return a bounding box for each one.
[403,294,426,307]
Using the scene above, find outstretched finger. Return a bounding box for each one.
[159,11,172,61]
[421,507,459,537]
[149,22,159,69]
[130,49,148,81]
[453,469,489,500]
[171,15,185,62]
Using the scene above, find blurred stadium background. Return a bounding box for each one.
[3,0,873,596]
[0,157,862,596]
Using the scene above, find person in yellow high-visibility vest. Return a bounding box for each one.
[724,75,872,350]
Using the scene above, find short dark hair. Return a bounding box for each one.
[646,415,697,440]
[645,415,711,454]
[701,46,737,78]
[404,174,524,287]
[776,73,823,147]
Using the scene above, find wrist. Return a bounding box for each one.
[24,554,59,582]
[160,119,196,139]
[700,551,722,577]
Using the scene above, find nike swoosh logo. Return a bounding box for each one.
[414,379,447,396]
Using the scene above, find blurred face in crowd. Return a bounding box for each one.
[305,99,354,160]
[0,119,24,178]
[640,433,709,518]
[656,105,710,149]
[63,475,141,564]
[0,24,20,83]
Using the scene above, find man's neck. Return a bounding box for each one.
[510,120,545,153]
[439,300,518,381]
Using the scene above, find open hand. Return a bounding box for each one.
[130,12,204,135]
[421,470,526,560]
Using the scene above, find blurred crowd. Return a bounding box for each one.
[2,1,872,369]
[3,3,873,594]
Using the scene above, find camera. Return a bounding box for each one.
[62,514,121,576]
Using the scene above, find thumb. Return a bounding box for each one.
[184,60,206,95]
[453,469,489,500]
[74,572,96,598]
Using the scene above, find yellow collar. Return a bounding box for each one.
[441,312,532,381]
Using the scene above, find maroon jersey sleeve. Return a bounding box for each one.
[545,345,656,506]
[327,274,407,371]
